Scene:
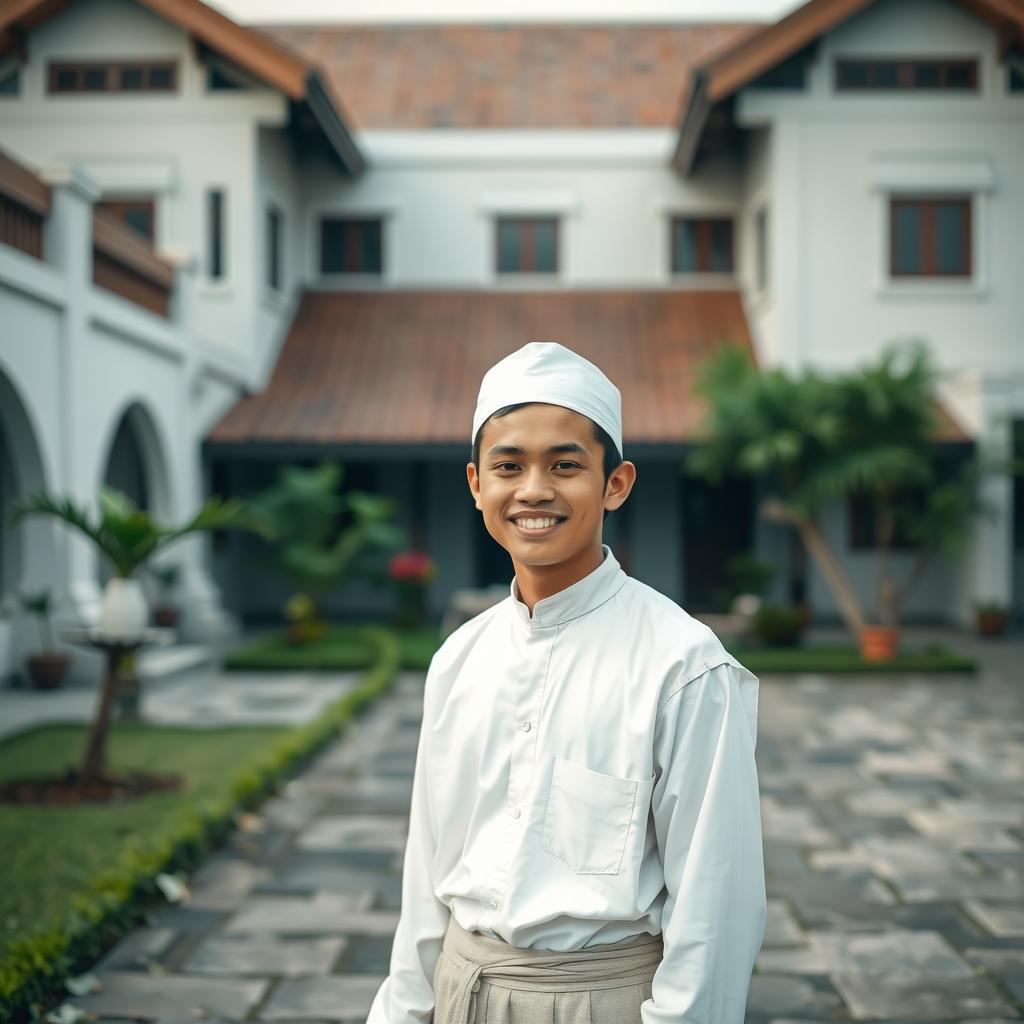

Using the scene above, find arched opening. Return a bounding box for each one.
[98,401,172,590]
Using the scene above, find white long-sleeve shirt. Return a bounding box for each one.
[366,543,767,1024]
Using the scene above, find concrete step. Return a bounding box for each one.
[137,643,213,682]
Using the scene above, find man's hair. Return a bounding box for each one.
[471,403,624,520]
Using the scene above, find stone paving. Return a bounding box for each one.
[53,651,1024,1023]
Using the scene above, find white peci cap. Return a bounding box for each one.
[472,342,623,457]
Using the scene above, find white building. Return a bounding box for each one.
[1,0,1022,682]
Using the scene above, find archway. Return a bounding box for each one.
[98,401,173,589]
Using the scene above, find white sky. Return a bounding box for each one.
[209,0,801,24]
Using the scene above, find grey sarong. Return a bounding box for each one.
[432,913,664,1024]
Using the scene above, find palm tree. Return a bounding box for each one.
[8,486,273,781]
[688,340,999,652]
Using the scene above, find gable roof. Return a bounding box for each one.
[673,0,1024,174]
[262,23,760,130]
[0,0,364,176]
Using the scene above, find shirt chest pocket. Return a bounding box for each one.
[541,754,654,875]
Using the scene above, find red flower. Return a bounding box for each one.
[388,550,435,583]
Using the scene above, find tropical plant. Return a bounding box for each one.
[18,588,57,652]
[687,339,1013,645]
[7,487,273,782]
[244,462,407,636]
[9,487,273,580]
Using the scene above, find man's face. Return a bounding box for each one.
[466,402,630,570]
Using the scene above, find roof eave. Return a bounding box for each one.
[304,70,366,178]
[671,70,710,178]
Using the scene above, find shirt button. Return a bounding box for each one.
[489,896,499,908]
[522,721,532,732]
[511,806,521,818]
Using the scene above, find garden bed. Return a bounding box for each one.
[223,623,441,672]
[0,625,399,1023]
[730,644,977,674]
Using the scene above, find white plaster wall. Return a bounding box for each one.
[736,0,1024,379]
[299,135,743,287]
[0,0,289,376]
[253,126,304,384]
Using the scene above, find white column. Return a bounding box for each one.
[160,245,241,646]
[39,166,104,633]
[966,377,1013,623]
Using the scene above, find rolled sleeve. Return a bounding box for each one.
[641,659,767,1024]
[366,665,451,1024]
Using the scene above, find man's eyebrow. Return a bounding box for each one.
[487,442,588,457]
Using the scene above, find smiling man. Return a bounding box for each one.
[366,342,767,1024]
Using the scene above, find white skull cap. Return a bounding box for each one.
[472,342,622,457]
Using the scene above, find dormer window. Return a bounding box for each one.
[835,58,977,92]
[48,61,177,94]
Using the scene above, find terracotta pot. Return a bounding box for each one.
[153,606,179,628]
[976,610,1008,638]
[859,625,902,662]
[26,651,71,690]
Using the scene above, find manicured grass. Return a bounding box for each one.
[222,624,378,671]
[0,722,288,962]
[224,623,442,672]
[730,645,977,674]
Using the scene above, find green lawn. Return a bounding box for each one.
[730,645,977,674]
[223,623,442,672]
[0,723,288,962]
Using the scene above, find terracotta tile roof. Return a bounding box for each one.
[261,23,762,129]
[205,289,757,447]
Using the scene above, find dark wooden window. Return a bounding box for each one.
[836,58,977,91]
[755,207,769,290]
[496,217,558,274]
[48,61,177,94]
[207,189,224,280]
[96,198,155,241]
[671,217,734,273]
[266,205,281,291]
[320,217,382,274]
[889,197,971,277]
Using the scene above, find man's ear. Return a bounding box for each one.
[466,461,482,510]
[604,460,637,512]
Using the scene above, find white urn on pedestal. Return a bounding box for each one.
[98,576,150,641]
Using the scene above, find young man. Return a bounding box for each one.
[366,342,766,1024]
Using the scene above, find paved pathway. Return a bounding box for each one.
[56,654,1024,1022]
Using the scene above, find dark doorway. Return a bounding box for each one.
[681,474,754,610]
[475,514,513,587]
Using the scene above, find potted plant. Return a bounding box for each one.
[688,340,1020,665]
[752,602,805,648]
[18,588,71,690]
[975,600,1009,638]
[149,562,181,628]
[7,486,273,789]
[388,550,437,629]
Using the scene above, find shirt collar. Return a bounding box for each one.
[509,543,627,630]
